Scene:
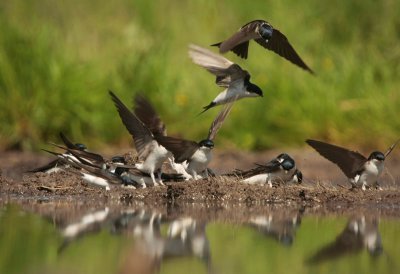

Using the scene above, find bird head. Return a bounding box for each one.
[246,82,263,97]
[199,139,214,149]
[368,151,385,162]
[75,143,87,151]
[258,23,273,40]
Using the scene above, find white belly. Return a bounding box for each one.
[243,174,269,184]
[213,82,257,105]
[187,148,212,175]
[81,173,110,190]
[169,159,193,180]
[136,144,170,174]
[356,160,384,188]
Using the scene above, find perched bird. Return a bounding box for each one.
[211,19,313,73]
[189,44,263,113]
[133,95,192,180]
[306,139,399,190]
[47,142,136,176]
[155,103,234,179]
[134,94,233,180]
[42,147,142,190]
[110,91,172,185]
[27,132,87,173]
[229,153,302,187]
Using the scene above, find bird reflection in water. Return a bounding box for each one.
[307,215,383,264]
[247,208,303,246]
[58,208,212,274]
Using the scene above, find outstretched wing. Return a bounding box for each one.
[211,20,263,58]
[110,91,154,159]
[189,44,247,87]
[384,139,400,157]
[306,139,366,178]
[207,101,234,141]
[255,29,313,73]
[134,94,167,136]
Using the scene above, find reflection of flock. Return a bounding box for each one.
[53,207,384,273]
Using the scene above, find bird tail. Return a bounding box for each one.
[198,102,217,115]
[210,42,222,47]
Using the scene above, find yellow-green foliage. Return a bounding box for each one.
[0,0,399,150]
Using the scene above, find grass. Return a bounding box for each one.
[0,0,399,150]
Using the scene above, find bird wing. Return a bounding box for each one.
[190,44,247,88]
[59,132,79,149]
[212,20,264,58]
[207,101,234,141]
[48,143,105,169]
[189,44,248,88]
[231,159,281,178]
[306,139,367,178]
[134,94,167,136]
[27,158,60,173]
[109,91,154,159]
[384,139,400,157]
[155,135,199,163]
[254,29,313,73]
[214,64,249,88]
[71,161,121,185]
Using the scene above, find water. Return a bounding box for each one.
[0,202,399,274]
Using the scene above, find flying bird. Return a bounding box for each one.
[306,139,399,190]
[189,44,263,113]
[211,19,313,73]
[228,153,302,187]
[110,91,172,185]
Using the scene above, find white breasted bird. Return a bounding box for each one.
[229,153,302,187]
[306,139,399,190]
[188,44,263,113]
[110,91,172,185]
[211,19,313,73]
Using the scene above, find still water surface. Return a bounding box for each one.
[0,203,399,274]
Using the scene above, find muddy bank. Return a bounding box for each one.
[1,169,400,215]
[1,149,400,215]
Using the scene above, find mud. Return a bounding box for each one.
[1,148,400,216]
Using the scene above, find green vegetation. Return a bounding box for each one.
[0,0,399,150]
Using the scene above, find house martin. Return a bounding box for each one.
[189,44,263,113]
[229,153,302,187]
[306,139,399,190]
[28,132,87,173]
[211,19,313,73]
[110,91,172,185]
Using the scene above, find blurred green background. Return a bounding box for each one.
[0,0,399,151]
